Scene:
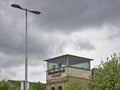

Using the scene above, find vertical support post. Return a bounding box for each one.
[66,55,69,66]
[10,4,40,90]
[25,9,28,90]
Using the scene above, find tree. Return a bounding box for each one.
[30,82,45,90]
[12,81,21,90]
[63,79,88,90]
[0,80,11,90]
[91,53,120,90]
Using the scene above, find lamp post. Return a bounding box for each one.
[11,4,41,90]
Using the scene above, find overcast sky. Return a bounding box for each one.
[0,0,120,83]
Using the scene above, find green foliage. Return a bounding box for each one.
[12,81,21,90]
[63,79,87,90]
[0,80,45,90]
[0,80,11,90]
[30,82,45,90]
[91,53,120,90]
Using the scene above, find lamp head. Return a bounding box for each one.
[11,4,41,15]
[11,4,22,9]
[29,10,41,15]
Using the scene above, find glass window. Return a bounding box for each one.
[48,56,68,70]
[69,56,90,69]
[47,55,91,70]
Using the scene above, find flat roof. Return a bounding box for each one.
[44,54,93,61]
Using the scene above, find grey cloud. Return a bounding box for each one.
[0,0,118,71]
[62,37,95,51]
[0,26,95,68]
[0,0,97,70]
[108,32,120,39]
[0,69,16,80]
[23,0,120,33]
[107,26,120,39]
[0,53,24,68]
[1,0,119,82]
[0,1,26,56]
[72,39,95,51]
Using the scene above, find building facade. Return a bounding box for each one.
[45,54,93,90]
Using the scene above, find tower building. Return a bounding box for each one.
[45,54,93,90]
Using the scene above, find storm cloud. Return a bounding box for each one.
[23,0,120,32]
[0,0,120,82]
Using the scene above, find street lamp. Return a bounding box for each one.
[11,4,41,90]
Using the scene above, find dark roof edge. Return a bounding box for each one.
[44,54,93,61]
